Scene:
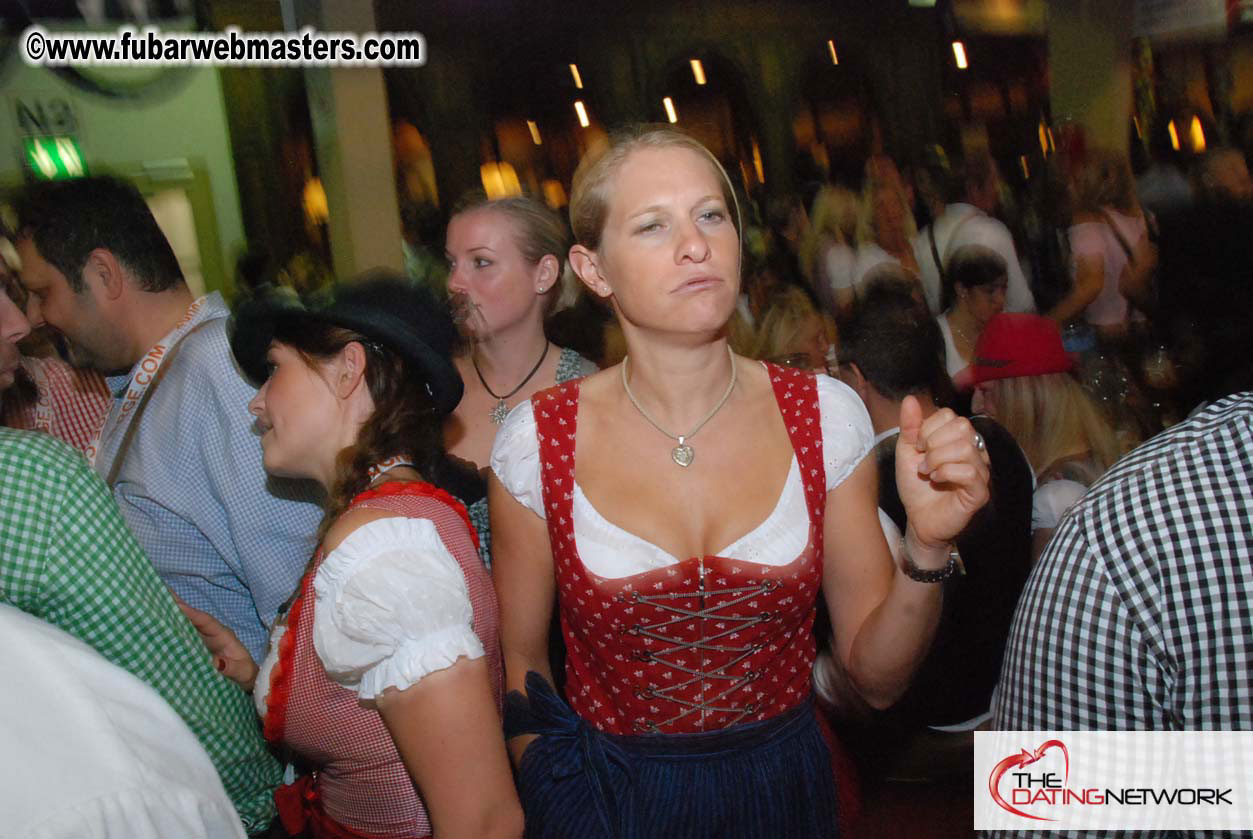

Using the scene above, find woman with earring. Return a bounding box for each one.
[181,273,522,839]
[444,195,597,566]
[936,244,1009,381]
[489,127,991,838]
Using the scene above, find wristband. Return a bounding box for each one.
[901,540,962,583]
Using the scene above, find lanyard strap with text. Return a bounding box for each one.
[84,295,210,469]
[25,358,54,435]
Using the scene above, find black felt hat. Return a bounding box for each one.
[230,270,463,416]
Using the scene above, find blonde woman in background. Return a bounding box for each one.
[444,194,597,565]
[1047,151,1159,442]
[966,313,1121,562]
[748,284,833,371]
[851,157,921,293]
[800,186,860,317]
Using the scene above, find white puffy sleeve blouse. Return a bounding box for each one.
[310,516,484,700]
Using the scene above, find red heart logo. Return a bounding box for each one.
[988,739,1070,821]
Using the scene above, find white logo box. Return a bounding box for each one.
[974,731,1253,831]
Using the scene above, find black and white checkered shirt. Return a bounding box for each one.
[987,393,1253,838]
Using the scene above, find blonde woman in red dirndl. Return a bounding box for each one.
[181,273,522,839]
[488,128,992,839]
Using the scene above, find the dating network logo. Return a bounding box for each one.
[987,737,1234,822]
[976,731,1247,831]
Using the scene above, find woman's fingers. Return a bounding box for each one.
[917,438,982,477]
[917,415,985,465]
[915,407,960,445]
[925,462,987,498]
[898,394,925,449]
[177,600,222,634]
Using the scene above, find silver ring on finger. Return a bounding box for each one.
[973,432,985,452]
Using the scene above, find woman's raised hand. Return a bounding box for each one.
[894,395,991,552]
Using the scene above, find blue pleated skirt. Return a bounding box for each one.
[505,672,840,839]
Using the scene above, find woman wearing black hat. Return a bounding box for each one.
[182,272,522,839]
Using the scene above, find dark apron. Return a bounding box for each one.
[505,672,840,839]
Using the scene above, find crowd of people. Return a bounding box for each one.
[0,121,1250,839]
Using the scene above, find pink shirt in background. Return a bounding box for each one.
[1069,208,1147,328]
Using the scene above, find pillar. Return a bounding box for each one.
[1048,0,1136,152]
[283,0,404,278]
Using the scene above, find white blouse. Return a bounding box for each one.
[1031,478,1087,533]
[936,315,969,379]
[490,373,874,579]
[255,517,483,715]
[850,242,902,290]
[1,605,245,839]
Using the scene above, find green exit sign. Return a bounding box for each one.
[23,136,87,180]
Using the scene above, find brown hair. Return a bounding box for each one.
[567,125,742,252]
[451,192,576,314]
[269,318,471,542]
[1071,149,1138,215]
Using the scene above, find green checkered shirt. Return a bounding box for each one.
[0,429,281,834]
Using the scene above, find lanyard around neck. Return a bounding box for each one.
[85,295,210,470]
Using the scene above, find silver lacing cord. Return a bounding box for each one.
[625,580,780,731]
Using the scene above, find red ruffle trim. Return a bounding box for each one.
[262,571,309,745]
[352,480,480,551]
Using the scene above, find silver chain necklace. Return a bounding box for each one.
[621,345,737,467]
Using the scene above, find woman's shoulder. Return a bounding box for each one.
[1104,207,1148,237]
[317,508,472,591]
[321,507,403,555]
[813,373,873,431]
[489,400,545,496]
[853,241,892,264]
[322,484,474,555]
[555,362,626,411]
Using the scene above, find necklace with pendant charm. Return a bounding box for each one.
[621,345,737,468]
[472,341,551,425]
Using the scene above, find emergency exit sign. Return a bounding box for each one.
[23,136,88,180]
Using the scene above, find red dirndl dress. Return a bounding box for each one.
[508,364,857,837]
[262,482,501,839]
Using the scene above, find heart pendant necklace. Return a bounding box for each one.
[473,341,551,425]
[671,437,695,467]
[621,345,737,468]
